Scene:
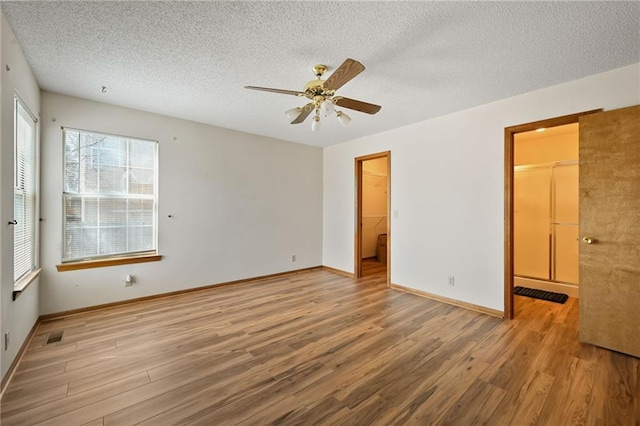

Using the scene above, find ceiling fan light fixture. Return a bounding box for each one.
[311,115,321,132]
[320,99,334,115]
[285,107,301,122]
[246,58,380,131]
[336,111,351,127]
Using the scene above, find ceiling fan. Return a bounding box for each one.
[245,58,381,131]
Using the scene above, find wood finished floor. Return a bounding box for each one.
[361,257,386,277]
[2,268,638,425]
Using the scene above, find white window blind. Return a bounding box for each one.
[62,129,158,262]
[14,98,38,282]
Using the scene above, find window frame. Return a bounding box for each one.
[13,94,40,288]
[59,127,159,266]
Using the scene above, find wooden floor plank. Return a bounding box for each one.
[3,371,151,425]
[439,378,507,425]
[537,356,597,425]
[80,418,103,426]
[1,269,638,425]
[102,354,267,426]
[269,396,350,426]
[587,349,637,425]
[391,355,490,424]
[336,394,399,426]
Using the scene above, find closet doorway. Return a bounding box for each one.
[355,151,390,283]
[514,124,579,297]
[504,110,599,319]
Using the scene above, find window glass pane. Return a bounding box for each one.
[14,99,37,282]
[82,197,99,226]
[64,197,83,224]
[62,129,158,262]
[99,165,127,194]
[64,130,80,193]
[128,226,154,252]
[99,227,127,255]
[129,168,155,195]
[128,199,154,225]
[99,198,127,226]
[81,152,98,193]
[63,228,83,260]
[129,141,155,169]
[79,228,98,259]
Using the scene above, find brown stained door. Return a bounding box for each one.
[579,105,640,357]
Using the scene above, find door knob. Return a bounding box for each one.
[582,237,595,244]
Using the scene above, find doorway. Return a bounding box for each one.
[355,151,390,284]
[504,110,599,319]
[513,124,579,298]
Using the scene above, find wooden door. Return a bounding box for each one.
[579,105,640,357]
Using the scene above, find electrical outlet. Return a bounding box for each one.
[124,274,134,287]
[4,331,9,351]
[291,255,296,262]
[448,276,455,286]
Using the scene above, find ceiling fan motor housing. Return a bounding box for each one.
[304,79,325,92]
[303,80,337,112]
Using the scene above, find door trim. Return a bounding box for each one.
[504,110,600,319]
[355,151,391,285]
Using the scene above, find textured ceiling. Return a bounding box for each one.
[2,1,639,147]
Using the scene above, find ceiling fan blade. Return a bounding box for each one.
[324,58,365,91]
[245,86,304,96]
[291,102,316,124]
[334,97,381,115]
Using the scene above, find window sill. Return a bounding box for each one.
[56,254,162,272]
[13,268,42,301]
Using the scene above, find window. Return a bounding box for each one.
[14,97,38,283]
[62,128,158,263]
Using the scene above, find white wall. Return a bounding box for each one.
[1,13,41,379]
[323,63,640,312]
[40,92,322,315]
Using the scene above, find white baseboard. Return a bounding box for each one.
[514,276,578,298]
